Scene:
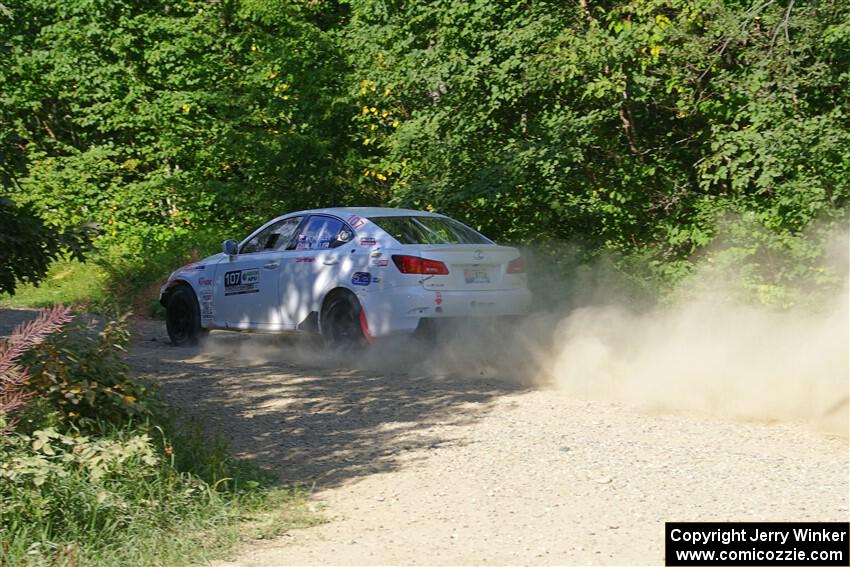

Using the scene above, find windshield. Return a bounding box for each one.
[369,216,491,245]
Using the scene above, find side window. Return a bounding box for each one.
[293,216,345,251]
[240,217,301,254]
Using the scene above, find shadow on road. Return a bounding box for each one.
[127,319,538,488]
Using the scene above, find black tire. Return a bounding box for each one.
[321,292,367,351]
[165,286,206,346]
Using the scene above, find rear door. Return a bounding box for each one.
[280,215,354,327]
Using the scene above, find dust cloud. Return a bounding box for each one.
[542,235,850,435]
[195,236,849,435]
[546,286,848,434]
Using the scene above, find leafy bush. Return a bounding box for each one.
[0,199,91,296]
[96,225,224,317]
[20,310,155,427]
[0,422,314,567]
[0,306,319,566]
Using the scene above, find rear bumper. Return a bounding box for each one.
[359,286,532,338]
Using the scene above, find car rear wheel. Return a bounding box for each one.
[165,286,207,346]
[321,293,367,351]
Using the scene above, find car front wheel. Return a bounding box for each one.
[165,286,207,346]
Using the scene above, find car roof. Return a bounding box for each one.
[286,207,446,219]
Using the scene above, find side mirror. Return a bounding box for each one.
[223,239,238,256]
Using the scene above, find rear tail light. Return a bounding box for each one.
[391,255,449,275]
[507,256,527,274]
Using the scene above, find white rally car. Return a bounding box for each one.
[160,207,531,348]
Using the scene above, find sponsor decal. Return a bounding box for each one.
[378,259,389,268]
[359,237,377,246]
[351,272,371,286]
[435,291,443,305]
[370,251,382,257]
[372,276,381,284]
[224,269,260,296]
[200,290,214,319]
[473,249,484,261]
[295,257,316,263]
[347,214,366,229]
[198,278,213,287]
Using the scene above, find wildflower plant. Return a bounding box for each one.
[0,305,72,433]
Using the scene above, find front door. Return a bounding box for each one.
[214,216,303,329]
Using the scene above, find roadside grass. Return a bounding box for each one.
[0,255,171,317]
[0,417,323,567]
[0,259,107,308]
[1,228,222,317]
[2,487,318,567]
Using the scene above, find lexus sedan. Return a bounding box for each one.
[160,207,531,348]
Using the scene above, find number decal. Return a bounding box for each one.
[223,269,260,296]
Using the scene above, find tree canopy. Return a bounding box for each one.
[2,0,847,299]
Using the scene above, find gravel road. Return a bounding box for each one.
[117,317,849,566]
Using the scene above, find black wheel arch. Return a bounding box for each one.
[160,279,194,308]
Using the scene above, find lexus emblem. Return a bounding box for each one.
[473,250,484,261]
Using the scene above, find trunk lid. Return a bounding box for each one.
[399,244,525,291]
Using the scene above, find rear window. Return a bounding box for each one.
[370,216,491,245]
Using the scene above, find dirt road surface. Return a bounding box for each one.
[115,318,849,566]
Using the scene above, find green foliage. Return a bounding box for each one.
[0,307,320,566]
[0,259,107,308]
[2,427,158,490]
[345,0,849,296]
[0,422,318,567]
[1,0,353,241]
[96,225,223,314]
[0,199,90,296]
[21,310,155,426]
[2,0,848,303]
